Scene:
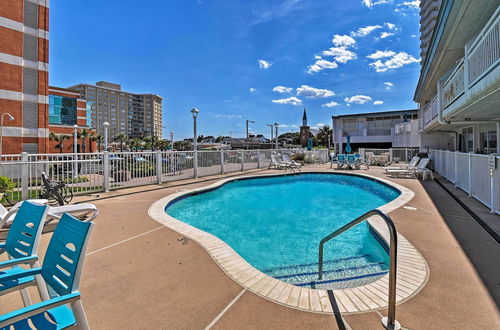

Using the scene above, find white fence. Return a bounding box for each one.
[0,149,312,204]
[430,150,500,214]
[359,148,420,163]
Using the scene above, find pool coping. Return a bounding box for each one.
[148,171,430,314]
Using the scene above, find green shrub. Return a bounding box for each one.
[291,153,305,162]
[0,176,15,194]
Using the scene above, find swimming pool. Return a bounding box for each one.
[165,173,401,289]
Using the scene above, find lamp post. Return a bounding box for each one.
[246,119,255,150]
[266,124,273,149]
[0,113,15,156]
[274,123,279,149]
[73,125,79,154]
[103,122,110,151]
[191,108,200,177]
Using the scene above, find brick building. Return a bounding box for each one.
[0,0,50,154]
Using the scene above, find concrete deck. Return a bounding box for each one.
[1,165,499,329]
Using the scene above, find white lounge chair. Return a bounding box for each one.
[282,154,302,172]
[269,154,287,170]
[384,156,420,173]
[387,158,434,180]
[0,201,98,228]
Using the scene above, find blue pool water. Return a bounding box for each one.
[166,173,400,288]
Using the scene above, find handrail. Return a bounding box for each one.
[318,209,400,330]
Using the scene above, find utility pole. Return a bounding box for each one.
[246,119,255,150]
[274,123,279,149]
[266,124,274,149]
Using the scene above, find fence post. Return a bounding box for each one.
[257,150,261,168]
[103,151,110,192]
[220,150,225,174]
[240,150,244,171]
[454,151,458,187]
[156,151,162,184]
[194,151,198,178]
[21,152,29,200]
[468,152,472,196]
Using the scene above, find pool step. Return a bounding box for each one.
[263,255,388,289]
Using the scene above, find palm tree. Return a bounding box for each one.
[88,133,97,153]
[95,134,104,152]
[114,134,127,152]
[78,129,89,153]
[49,132,71,153]
[316,125,332,147]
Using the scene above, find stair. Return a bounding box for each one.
[263,255,388,289]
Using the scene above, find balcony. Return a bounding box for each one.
[439,8,500,121]
[422,95,439,129]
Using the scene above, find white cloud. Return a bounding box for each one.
[271,96,302,106]
[384,82,394,89]
[215,114,243,119]
[322,47,357,64]
[380,32,395,39]
[322,101,340,108]
[367,50,396,59]
[373,100,384,105]
[411,34,417,38]
[332,34,356,47]
[307,59,338,73]
[258,59,272,69]
[351,25,382,37]
[344,95,372,104]
[385,22,396,30]
[368,52,420,72]
[273,86,293,93]
[296,85,335,98]
[400,1,420,9]
[249,88,257,93]
[362,0,391,8]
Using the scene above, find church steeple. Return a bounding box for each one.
[302,108,308,127]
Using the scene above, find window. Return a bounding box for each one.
[460,126,474,152]
[49,95,77,125]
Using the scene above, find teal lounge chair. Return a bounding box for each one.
[0,213,94,330]
[346,154,359,170]
[336,154,347,169]
[0,201,49,305]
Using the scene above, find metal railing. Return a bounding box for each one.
[0,149,317,204]
[318,209,399,330]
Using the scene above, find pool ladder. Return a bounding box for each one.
[318,209,400,330]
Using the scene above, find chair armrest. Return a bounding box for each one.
[0,267,41,283]
[0,292,81,328]
[0,256,38,270]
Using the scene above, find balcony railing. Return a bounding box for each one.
[423,95,438,126]
[467,8,500,86]
[439,8,499,111]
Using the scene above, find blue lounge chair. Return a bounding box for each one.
[336,154,347,169]
[346,154,359,169]
[0,213,94,330]
[0,201,49,305]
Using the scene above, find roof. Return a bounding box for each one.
[331,109,418,119]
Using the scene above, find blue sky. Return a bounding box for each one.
[49,0,421,139]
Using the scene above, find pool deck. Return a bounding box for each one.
[1,165,499,329]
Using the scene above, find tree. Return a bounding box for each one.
[95,134,104,152]
[114,134,127,152]
[78,129,89,153]
[316,125,332,147]
[88,133,97,153]
[49,132,71,153]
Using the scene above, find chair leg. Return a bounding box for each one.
[20,287,32,306]
[72,299,90,330]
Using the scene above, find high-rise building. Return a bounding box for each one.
[0,0,50,154]
[68,81,163,139]
[419,0,442,66]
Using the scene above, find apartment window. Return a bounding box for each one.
[460,127,474,152]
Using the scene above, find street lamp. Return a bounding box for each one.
[191,108,200,177]
[0,113,14,156]
[73,125,79,154]
[246,119,255,150]
[266,124,274,149]
[274,123,279,149]
[103,122,110,151]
